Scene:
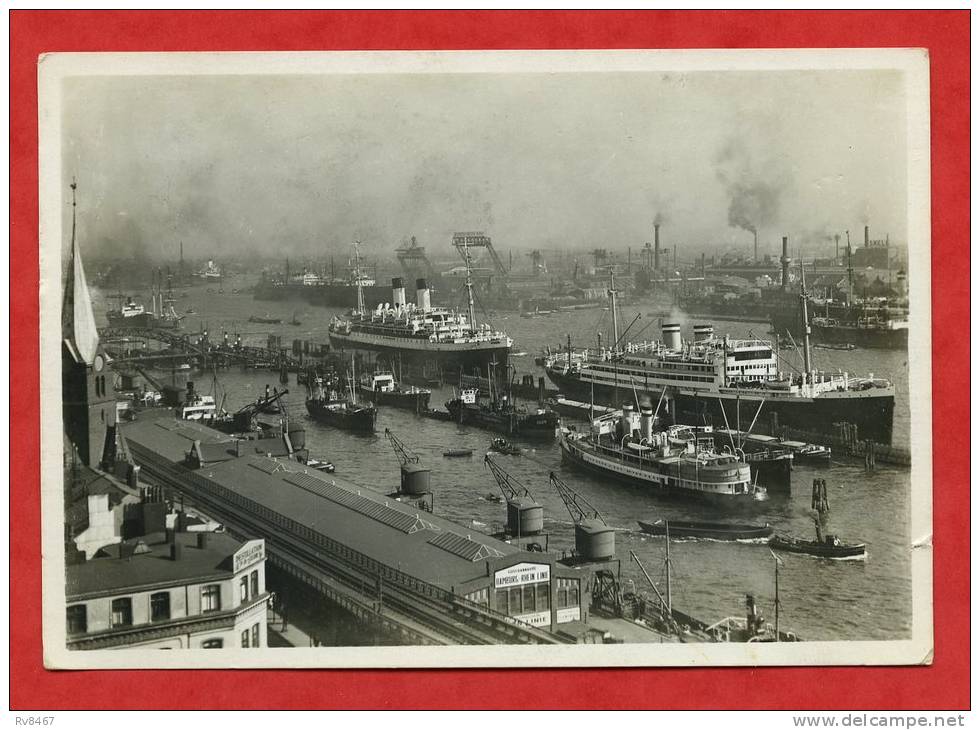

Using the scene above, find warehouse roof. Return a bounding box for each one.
[122,413,527,592]
[202,453,523,590]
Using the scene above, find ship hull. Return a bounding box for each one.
[446,400,558,440]
[305,399,377,433]
[329,330,511,377]
[106,312,180,330]
[559,434,758,505]
[545,367,895,445]
[771,311,909,350]
[357,385,431,413]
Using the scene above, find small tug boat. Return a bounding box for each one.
[769,478,866,559]
[488,437,522,456]
[638,519,773,541]
[303,456,336,473]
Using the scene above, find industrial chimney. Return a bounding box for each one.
[753,230,758,263]
[391,277,406,308]
[415,278,431,311]
[864,225,870,248]
[654,223,661,273]
[780,236,791,292]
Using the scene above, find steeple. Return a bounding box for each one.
[62,179,100,365]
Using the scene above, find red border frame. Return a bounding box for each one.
[10,10,969,710]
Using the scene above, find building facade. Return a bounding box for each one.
[66,533,270,650]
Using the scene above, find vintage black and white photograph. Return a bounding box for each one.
[41,50,931,668]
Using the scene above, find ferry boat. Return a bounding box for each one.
[559,407,760,504]
[545,270,896,444]
[357,370,431,412]
[327,241,512,377]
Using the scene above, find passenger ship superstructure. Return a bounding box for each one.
[546,271,896,444]
[327,240,513,375]
[559,406,759,503]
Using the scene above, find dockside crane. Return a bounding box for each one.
[452,231,508,277]
[484,456,544,543]
[548,472,615,562]
[385,428,430,497]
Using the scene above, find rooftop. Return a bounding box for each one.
[122,413,525,592]
[67,530,249,600]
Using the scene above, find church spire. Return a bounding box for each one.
[62,179,100,364]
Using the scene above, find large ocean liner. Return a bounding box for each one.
[546,270,896,444]
[327,241,513,377]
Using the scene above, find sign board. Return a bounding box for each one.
[557,607,582,624]
[233,539,265,573]
[512,611,551,628]
[494,562,551,589]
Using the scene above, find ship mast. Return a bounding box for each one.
[463,237,477,329]
[352,240,365,314]
[608,268,620,350]
[799,262,812,386]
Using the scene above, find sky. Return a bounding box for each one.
[61,67,909,267]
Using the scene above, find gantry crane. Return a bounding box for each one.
[453,231,508,276]
[395,235,435,281]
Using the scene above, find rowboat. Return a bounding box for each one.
[443,448,474,458]
[769,534,866,559]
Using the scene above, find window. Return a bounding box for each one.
[522,585,536,614]
[201,638,224,649]
[535,584,550,612]
[150,592,171,622]
[241,629,250,648]
[250,570,259,599]
[507,587,521,615]
[201,584,221,613]
[66,604,87,635]
[110,597,133,627]
[251,623,260,648]
[495,590,508,614]
[239,576,249,602]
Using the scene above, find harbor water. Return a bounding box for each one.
[97,282,912,641]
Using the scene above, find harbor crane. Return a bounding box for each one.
[385,428,431,499]
[549,472,606,526]
[484,455,544,545]
[384,427,421,465]
[526,249,547,276]
[395,235,435,280]
[548,472,616,562]
[452,231,508,276]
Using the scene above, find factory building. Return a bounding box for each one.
[122,415,595,636]
[66,531,270,650]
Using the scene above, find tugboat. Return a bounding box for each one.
[358,370,431,412]
[559,405,761,504]
[446,387,559,440]
[769,479,866,559]
[305,368,377,433]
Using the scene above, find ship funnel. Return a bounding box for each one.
[693,324,714,342]
[640,407,654,442]
[662,322,682,351]
[620,404,636,438]
[415,278,431,311]
[391,277,406,308]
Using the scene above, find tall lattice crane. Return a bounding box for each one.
[453,231,508,276]
[484,455,536,503]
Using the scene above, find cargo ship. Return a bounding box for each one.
[327,241,512,377]
[559,408,760,504]
[445,387,559,440]
[357,370,431,412]
[305,371,377,433]
[546,270,896,444]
